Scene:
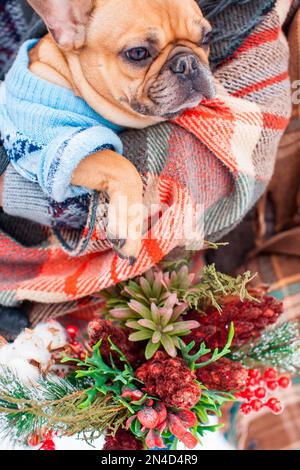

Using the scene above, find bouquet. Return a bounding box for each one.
[0,259,299,450]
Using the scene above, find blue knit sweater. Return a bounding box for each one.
[0,39,123,202]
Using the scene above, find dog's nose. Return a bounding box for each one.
[170,54,199,80]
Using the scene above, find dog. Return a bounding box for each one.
[1,0,215,262]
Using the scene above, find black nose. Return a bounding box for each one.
[170,54,199,79]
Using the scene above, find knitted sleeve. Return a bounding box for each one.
[5,126,122,202]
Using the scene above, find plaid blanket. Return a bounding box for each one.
[0,0,293,322]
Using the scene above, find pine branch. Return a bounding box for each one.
[0,339,134,446]
[183,265,258,312]
[230,321,300,374]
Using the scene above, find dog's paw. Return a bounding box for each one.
[106,175,144,264]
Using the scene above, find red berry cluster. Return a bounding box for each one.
[136,352,201,409]
[237,368,291,416]
[66,325,86,361]
[104,429,143,451]
[88,319,144,368]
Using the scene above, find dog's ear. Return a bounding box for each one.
[27,0,95,51]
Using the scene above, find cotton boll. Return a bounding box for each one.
[13,330,51,371]
[0,321,68,384]
[13,328,42,349]
[0,343,21,364]
[34,321,67,350]
[19,342,51,372]
[8,358,40,384]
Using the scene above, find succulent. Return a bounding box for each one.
[161,265,195,292]
[106,264,256,323]
[107,267,194,321]
[102,267,198,359]
[125,293,199,359]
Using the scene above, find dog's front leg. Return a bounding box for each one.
[72,149,143,263]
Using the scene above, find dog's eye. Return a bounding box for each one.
[202,30,212,46]
[126,47,151,62]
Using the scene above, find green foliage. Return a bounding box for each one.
[231,321,300,374]
[179,322,235,371]
[0,365,128,445]
[184,264,257,312]
[62,338,143,412]
[0,340,142,445]
[195,386,236,423]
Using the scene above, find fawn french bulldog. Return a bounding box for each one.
[10,0,216,262]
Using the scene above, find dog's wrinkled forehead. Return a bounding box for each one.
[28,0,210,52]
[89,0,210,51]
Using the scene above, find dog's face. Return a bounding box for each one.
[28,0,215,124]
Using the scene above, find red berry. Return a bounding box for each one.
[240,403,252,415]
[250,399,263,412]
[278,376,291,389]
[267,380,279,391]
[266,397,283,415]
[245,389,255,400]
[240,388,255,400]
[272,402,284,415]
[267,398,283,415]
[247,377,258,387]
[249,369,261,380]
[255,387,267,399]
[267,397,279,407]
[66,325,79,339]
[264,368,278,380]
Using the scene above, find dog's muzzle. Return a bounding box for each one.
[169,52,216,100]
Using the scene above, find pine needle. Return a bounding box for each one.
[184,264,258,312]
[0,366,128,445]
[231,321,300,374]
